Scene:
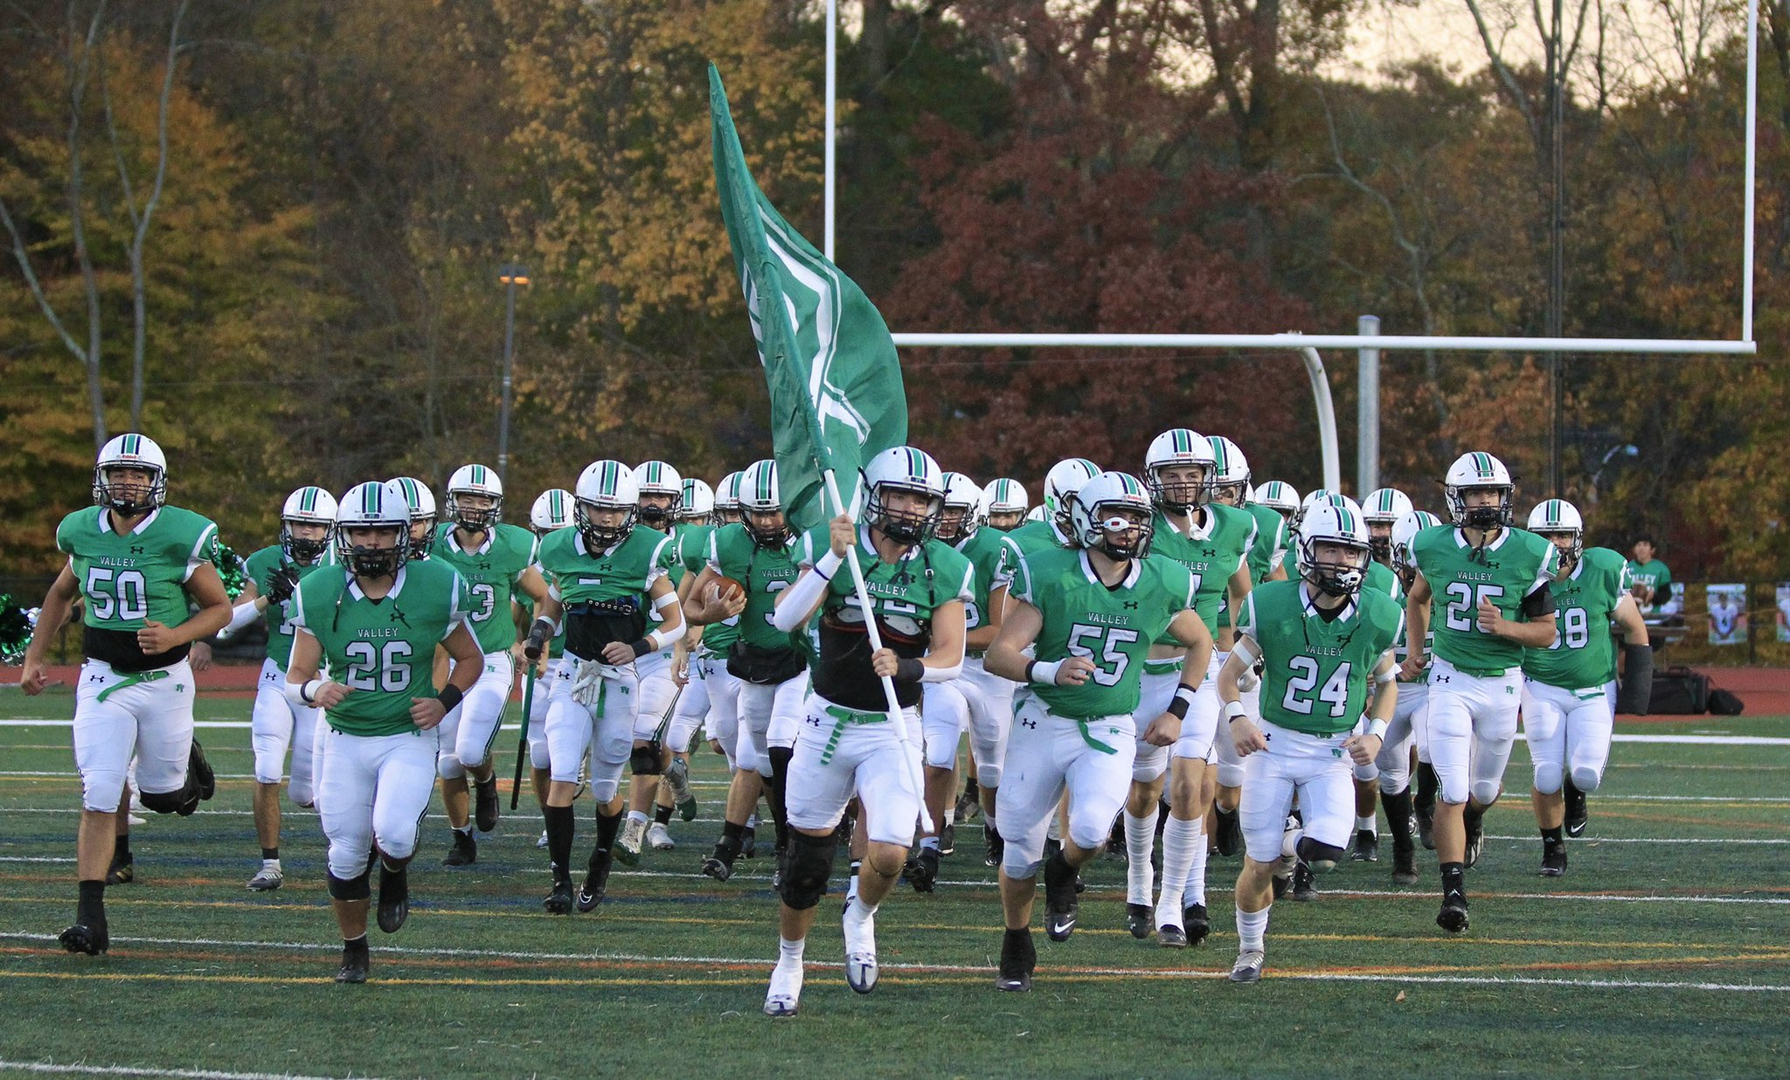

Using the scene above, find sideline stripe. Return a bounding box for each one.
[0,1062,374,1080]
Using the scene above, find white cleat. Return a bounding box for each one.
[647,822,675,850]
[1230,949,1265,984]
[843,900,879,994]
[246,865,284,892]
[617,817,647,864]
[536,830,550,850]
[764,959,804,1017]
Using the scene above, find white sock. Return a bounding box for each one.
[628,810,648,825]
[845,867,861,905]
[1356,815,1376,832]
[778,936,805,965]
[1236,904,1270,953]
[262,857,281,872]
[1182,815,1208,907]
[920,836,940,852]
[983,806,998,835]
[1155,815,1202,924]
[1124,809,1159,906]
[847,895,877,922]
[1046,812,1062,843]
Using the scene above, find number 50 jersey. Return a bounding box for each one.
[291,561,472,737]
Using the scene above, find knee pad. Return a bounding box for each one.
[776,831,839,911]
[1216,763,1245,789]
[1469,779,1504,807]
[590,778,620,804]
[1569,765,1603,793]
[327,868,372,901]
[923,733,958,771]
[437,753,466,781]
[1296,836,1348,872]
[138,787,189,814]
[629,744,661,776]
[1532,763,1564,796]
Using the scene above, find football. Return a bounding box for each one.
[713,575,746,601]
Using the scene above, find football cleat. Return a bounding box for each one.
[843,902,879,994]
[995,928,1035,992]
[954,790,981,824]
[1391,845,1419,887]
[983,824,1004,868]
[1044,865,1079,942]
[1565,781,1589,837]
[104,852,134,886]
[473,778,500,833]
[58,915,108,956]
[189,739,216,802]
[335,941,369,984]
[615,818,646,866]
[1157,923,1188,949]
[1229,949,1265,984]
[1126,902,1152,940]
[1416,801,1436,851]
[1437,894,1470,934]
[1464,815,1485,869]
[576,851,612,912]
[909,847,939,894]
[663,758,698,822]
[246,865,284,892]
[536,830,550,850]
[1183,903,1211,946]
[443,830,477,867]
[1291,862,1317,902]
[1213,806,1243,857]
[1539,846,1568,877]
[740,824,757,859]
[1350,829,1379,862]
[701,848,735,883]
[939,821,956,857]
[647,822,675,851]
[764,959,804,1017]
[543,874,574,915]
[375,863,408,933]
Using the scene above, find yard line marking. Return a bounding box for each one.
[0,1060,378,1080]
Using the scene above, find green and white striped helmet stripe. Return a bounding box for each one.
[601,460,618,496]
[1472,451,1494,478]
[904,447,925,480]
[122,434,140,456]
[551,489,564,519]
[1336,507,1357,534]
[1545,499,1562,526]
[363,483,381,515]
[757,465,773,503]
[471,464,486,487]
[1173,429,1192,454]
[1209,439,1229,473]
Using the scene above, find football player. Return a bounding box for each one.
[1521,499,1651,873]
[1346,487,1414,864]
[1005,458,1100,556]
[1219,501,1402,982]
[981,477,1030,531]
[650,474,721,847]
[224,486,339,890]
[986,471,1211,989]
[1403,452,1559,932]
[1377,509,1442,885]
[21,434,232,954]
[760,448,971,1016]
[519,490,574,843]
[285,479,483,982]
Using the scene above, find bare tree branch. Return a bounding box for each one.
[65,0,111,448]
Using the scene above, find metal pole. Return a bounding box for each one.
[1299,347,1343,494]
[887,331,1754,355]
[498,275,516,487]
[1357,315,1380,497]
[823,0,837,262]
[1744,0,1758,341]
[1548,0,1567,499]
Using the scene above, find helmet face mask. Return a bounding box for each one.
[446,490,501,532]
[744,508,791,548]
[1538,530,1583,573]
[1149,462,1210,514]
[867,484,941,544]
[1303,537,1370,597]
[577,500,637,549]
[1449,484,1513,531]
[1071,472,1155,561]
[282,521,332,563]
[936,472,983,543]
[336,481,412,580]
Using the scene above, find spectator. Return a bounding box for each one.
[1626,536,1675,618]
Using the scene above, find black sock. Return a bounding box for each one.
[767,746,793,852]
[1463,804,1484,832]
[262,847,280,862]
[77,879,105,920]
[1541,826,1565,851]
[593,808,622,854]
[342,934,369,960]
[719,819,745,852]
[1440,862,1466,901]
[653,803,673,826]
[1383,789,1415,845]
[544,805,575,880]
[1044,849,1074,888]
[114,834,131,859]
[963,777,979,801]
[1415,762,1439,810]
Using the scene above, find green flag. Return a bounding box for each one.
[709,64,907,536]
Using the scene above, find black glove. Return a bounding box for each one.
[265,567,300,605]
[1616,642,1654,716]
[523,617,554,661]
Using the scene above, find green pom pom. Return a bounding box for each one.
[210,539,250,601]
[0,594,36,666]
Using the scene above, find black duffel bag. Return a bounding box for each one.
[1648,665,1710,714]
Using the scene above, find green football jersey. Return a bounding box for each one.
[431,522,539,654]
[1011,547,1195,719]
[535,525,674,607]
[1149,503,1255,642]
[291,560,472,737]
[1364,560,1403,601]
[1219,504,1287,632]
[1004,517,1072,557]
[1411,525,1561,673]
[674,523,714,579]
[952,526,1012,634]
[1524,546,1629,689]
[709,523,803,652]
[243,544,330,671]
[1241,580,1403,736]
[802,526,975,711]
[57,505,219,631]
[1624,557,1672,614]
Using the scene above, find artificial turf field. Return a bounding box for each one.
[0,689,1786,1079]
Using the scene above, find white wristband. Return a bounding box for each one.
[653,592,680,613]
[1366,717,1389,740]
[1028,659,1063,685]
[1223,699,1247,722]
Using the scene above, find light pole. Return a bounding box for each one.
[497,262,531,488]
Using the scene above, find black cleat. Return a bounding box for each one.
[1074,872,1086,896]
[701,843,736,882]
[939,821,956,857]
[335,939,369,984]
[909,847,939,894]
[995,928,1035,992]
[1464,815,1485,869]
[984,823,1004,868]
[1044,865,1079,942]
[576,850,612,912]
[189,739,216,802]
[474,778,500,833]
[1126,902,1152,940]
[1183,903,1211,946]
[740,824,757,860]
[835,814,854,851]
[1391,843,1419,886]
[1214,806,1243,857]
[375,863,408,933]
[1539,845,1568,877]
[955,790,981,824]
[1157,923,1188,948]
[1437,893,1470,934]
[1416,801,1436,851]
[1350,829,1379,862]
[58,916,108,956]
[104,852,134,886]
[443,830,477,867]
[1291,861,1317,901]
[1565,781,1589,837]
[543,873,574,915]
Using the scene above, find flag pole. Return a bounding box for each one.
[821,467,934,835]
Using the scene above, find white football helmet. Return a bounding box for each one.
[1025,504,1046,523]
[1143,429,1212,513]
[1291,489,1361,543]
[1071,471,1155,559]
[937,471,984,543]
[1044,457,1102,535]
[1296,500,1373,598]
[445,463,504,531]
[280,486,338,563]
[862,446,946,543]
[336,479,412,578]
[714,471,745,523]
[634,460,684,530]
[981,477,1029,528]
[1206,435,1251,506]
[678,477,716,524]
[1445,451,1515,530]
[530,488,574,536]
[738,459,790,547]
[1390,509,1442,579]
[93,432,168,515]
[1527,498,1584,570]
[1362,487,1414,562]
[1254,480,1300,517]
[389,477,438,557]
[574,460,641,549]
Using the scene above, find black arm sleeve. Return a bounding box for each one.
[1520,581,1555,618]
